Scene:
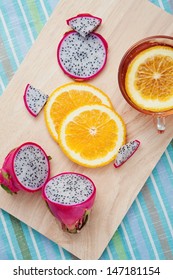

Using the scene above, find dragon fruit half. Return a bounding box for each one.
[57,31,108,81]
[114,140,140,168]
[0,142,50,194]
[66,13,102,37]
[23,84,49,117]
[42,172,96,233]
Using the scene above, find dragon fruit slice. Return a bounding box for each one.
[114,140,140,168]
[23,84,49,117]
[0,142,50,193]
[66,13,102,37]
[42,172,96,233]
[57,31,108,81]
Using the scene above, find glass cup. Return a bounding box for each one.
[118,35,173,133]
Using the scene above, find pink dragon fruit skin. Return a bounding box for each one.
[42,172,96,233]
[0,167,19,193]
[0,142,50,194]
[57,31,108,81]
[0,149,21,193]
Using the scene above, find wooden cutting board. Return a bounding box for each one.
[0,0,173,260]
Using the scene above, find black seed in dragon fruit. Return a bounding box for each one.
[66,13,102,37]
[42,172,96,233]
[23,84,49,117]
[0,142,50,193]
[57,31,108,81]
[114,140,140,168]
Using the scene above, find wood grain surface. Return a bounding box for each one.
[0,0,173,259]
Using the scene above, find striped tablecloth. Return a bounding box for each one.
[0,0,173,260]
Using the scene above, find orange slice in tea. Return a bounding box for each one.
[44,83,112,142]
[125,45,173,112]
[58,104,126,168]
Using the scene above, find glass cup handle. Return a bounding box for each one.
[154,115,166,133]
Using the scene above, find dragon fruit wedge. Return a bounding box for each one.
[0,142,50,194]
[114,140,140,168]
[57,31,108,81]
[42,172,96,233]
[23,84,49,117]
[66,13,102,37]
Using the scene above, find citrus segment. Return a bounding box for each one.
[125,46,173,112]
[58,105,126,168]
[44,83,112,142]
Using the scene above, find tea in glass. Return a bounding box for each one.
[118,36,173,132]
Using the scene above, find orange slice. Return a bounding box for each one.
[58,104,126,168]
[44,82,113,142]
[125,45,173,112]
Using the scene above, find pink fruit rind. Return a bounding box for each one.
[0,142,50,193]
[0,167,18,193]
[114,140,141,168]
[0,149,19,193]
[66,13,102,26]
[42,172,96,232]
[23,84,37,117]
[57,30,108,81]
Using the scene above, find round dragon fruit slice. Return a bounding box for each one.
[42,172,96,233]
[66,13,102,37]
[57,31,108,81]
[0,142,50,193]
[23,84,49,117]
[114,140,140,168]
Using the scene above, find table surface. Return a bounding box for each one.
[0,0,173,260]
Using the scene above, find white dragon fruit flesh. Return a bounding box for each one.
[114,140,140,168]
[42,172,96,233]
[66,13,102,37]
[0,142,50,194]
[23,84,49,117]
[57,31,108,81]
